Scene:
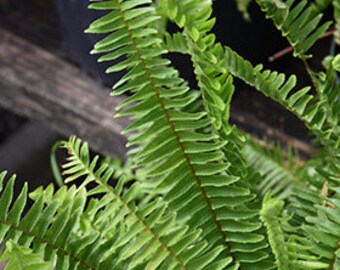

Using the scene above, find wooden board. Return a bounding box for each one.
[0,28,128,158]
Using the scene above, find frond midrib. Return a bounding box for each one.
[115,0,231,256]
[67,142,189,270]
[0,217,95,270]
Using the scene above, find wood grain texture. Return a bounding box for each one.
[0,27,128,158]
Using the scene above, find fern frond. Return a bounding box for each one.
[164,32,189,54]
[61,136,232,270]
[260,193,330,270]
[160,3,276,267]
[85,1,273,267]
[303,187,340,269]
[244,140,308,199]
[260,194,289,270]
[255,0,332,59]
[223,46,340,153]
[0,241,54,270]
[0,171,98,270]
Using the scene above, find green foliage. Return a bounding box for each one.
[256,0,332,59]
[0,0,339,269]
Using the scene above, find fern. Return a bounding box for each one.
[244,141,308,199]
[86,1,272,269]
[255,0,332,59]
[0,139,231,270]
[260,193,330,270]
[0,0,339,269]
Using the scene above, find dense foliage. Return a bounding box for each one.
[0,0,339,269]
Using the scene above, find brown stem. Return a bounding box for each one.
[268,30,335,62]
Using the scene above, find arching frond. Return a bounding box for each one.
[223,46,340,152]
[86,1,273,268]
[61,136,231,270]
[255,0,332,59]
[0,140,232,270]
[161,2,275,267]
[0,171,96,270]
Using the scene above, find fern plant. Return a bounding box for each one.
[0,0,339,269]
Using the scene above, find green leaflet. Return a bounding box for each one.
[87,1,268,267]
[244,141,308,199]
[0,139,231,270]
[260,193,330,270]
[1,0,339,269]
[256,0,332,59]
[0,241,54,270]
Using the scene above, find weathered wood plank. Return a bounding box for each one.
[0,27,128,158]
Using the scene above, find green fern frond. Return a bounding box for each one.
[161,3,276,266]
[303,188,340,269]
[180,7,275,264]
[244,141,308,199]
[260,193,330,270]
[223,46,340,153]
[164,32,189,54]
[85,1,274,268]
[0,141,232,270]
[0,241,54,270]
[0,171,98,270]
[61,136,232,270]
[255,0,332,59]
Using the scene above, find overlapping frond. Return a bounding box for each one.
[161,2,275,268]
[0,241,54,270]
[244,141,308,199]
[260,193,330,270]
[85,1,274,268]
[0,137,234,270]
[61,136,232,270]
[223,46,340,150]
[303,188,340,269]
[255,0,332,59]
[0,171,96,270]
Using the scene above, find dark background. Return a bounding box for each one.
[0,0,334,189]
